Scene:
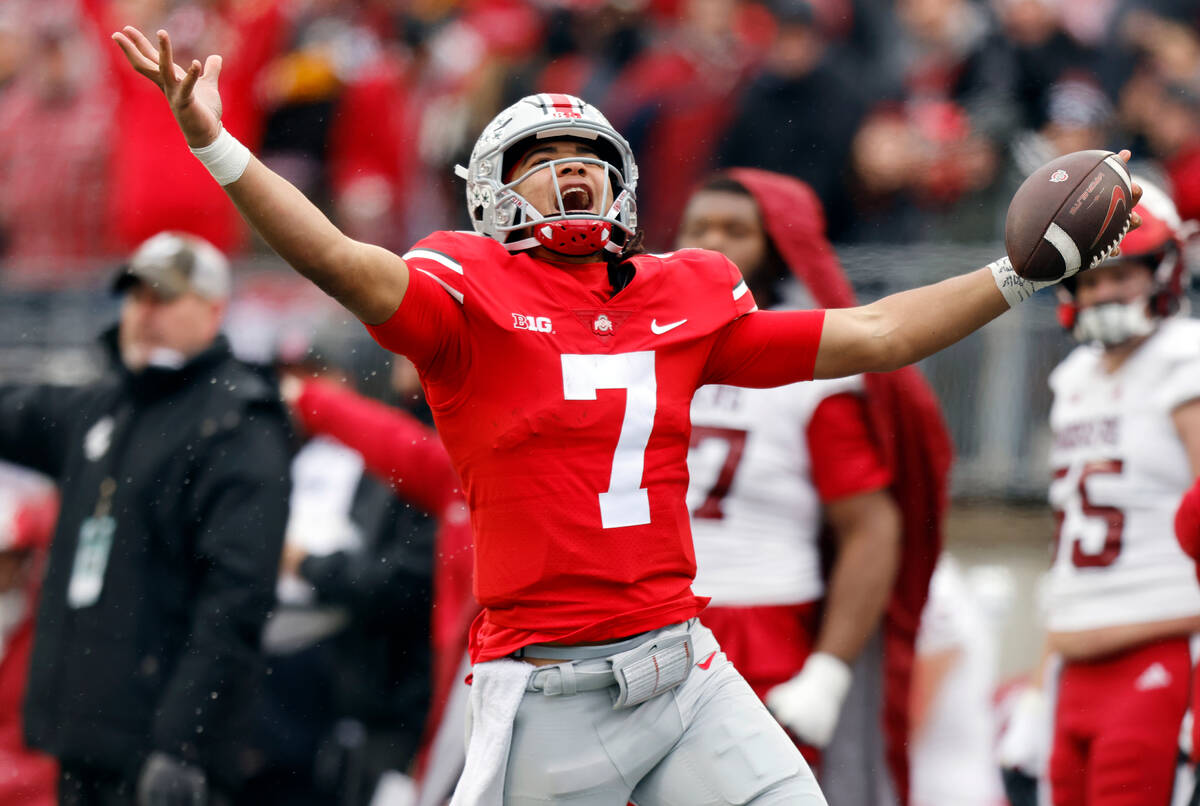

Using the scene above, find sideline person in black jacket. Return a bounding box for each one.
[0,232,292,806]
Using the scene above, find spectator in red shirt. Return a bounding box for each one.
[0,2,114,271]
[82,0,287,255]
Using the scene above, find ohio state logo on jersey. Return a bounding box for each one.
[513,313,553,333]
[572,309,633,339]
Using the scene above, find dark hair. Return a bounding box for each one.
[693,174,789,309]
[605,227,645,293]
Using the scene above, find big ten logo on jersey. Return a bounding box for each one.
[513,313,553,333]
[693,384,744,412]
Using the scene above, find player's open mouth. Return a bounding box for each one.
[560,186,592,213]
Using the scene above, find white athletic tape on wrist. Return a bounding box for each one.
[189,127,251,186]
[989,256,1055,308]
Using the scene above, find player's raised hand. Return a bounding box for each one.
[111,27,223,148]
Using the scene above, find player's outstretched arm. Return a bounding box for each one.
[813,266,1011,379]
[111,27,407,324]
[814,152,1142,380]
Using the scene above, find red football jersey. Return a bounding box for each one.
[367,231,824,661]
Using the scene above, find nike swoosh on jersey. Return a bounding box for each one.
[697,651,718,670]
[651,318,688,335]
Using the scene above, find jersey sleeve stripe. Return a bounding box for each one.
[732,280,749,300]
[403,248,464,274]
[414,268,464,304]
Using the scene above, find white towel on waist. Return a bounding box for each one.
[450,658,535,806]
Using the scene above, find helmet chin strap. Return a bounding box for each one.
[1073,299,1156,347]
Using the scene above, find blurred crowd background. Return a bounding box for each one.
[0,0,1199,700]
[2,0,1198,265]
[0,1,1199,803]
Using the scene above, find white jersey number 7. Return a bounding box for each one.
[562,352,656,529]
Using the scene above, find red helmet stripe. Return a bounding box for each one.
[546,93,581,115]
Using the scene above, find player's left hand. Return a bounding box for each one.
[765,652,852,748]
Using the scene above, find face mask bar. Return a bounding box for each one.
[493,156,634,253]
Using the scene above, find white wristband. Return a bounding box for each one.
[189,127,251,186]
[989,256,1055,308]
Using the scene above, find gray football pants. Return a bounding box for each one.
[468,621,828,805]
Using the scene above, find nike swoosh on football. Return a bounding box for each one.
[1089,185,1127,249]
[651,318,687,335]
[697,651,718,670]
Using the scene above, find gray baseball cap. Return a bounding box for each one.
[112,231,232,301]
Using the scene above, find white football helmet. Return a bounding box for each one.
[454,94,639,256]
[1057,179,1193,346]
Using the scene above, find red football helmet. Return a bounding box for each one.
[1056,180,1192,338]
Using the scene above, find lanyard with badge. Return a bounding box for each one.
[67,476,117,609]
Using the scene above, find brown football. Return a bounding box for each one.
[1005,150,1134,281]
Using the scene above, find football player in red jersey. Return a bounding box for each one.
[1003,183,1200,806]
[111,26,1140,806]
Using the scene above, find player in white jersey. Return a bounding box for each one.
[678,169,953,804]
[1020,181,1200,806]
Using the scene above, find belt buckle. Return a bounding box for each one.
[609,630,694,709]
[529,661,577,696]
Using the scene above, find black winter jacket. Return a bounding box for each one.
[0,332,291,787]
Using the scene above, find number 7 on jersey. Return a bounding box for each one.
[562,352,656,529]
